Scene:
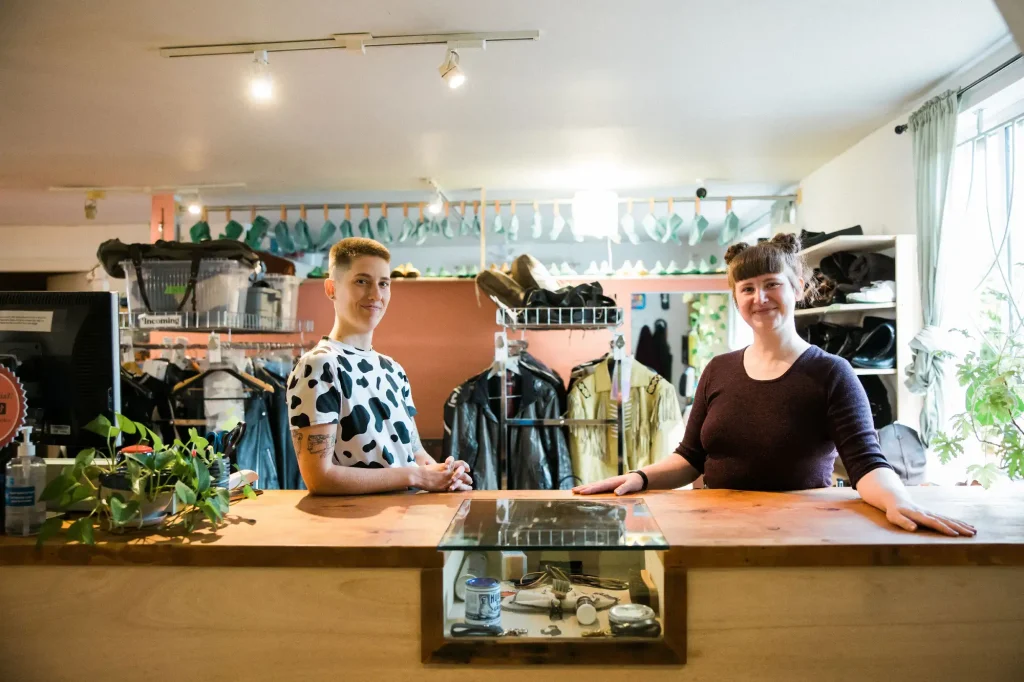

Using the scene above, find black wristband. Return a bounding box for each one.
[630,469,649,492]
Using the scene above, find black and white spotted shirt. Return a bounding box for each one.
[287,337,421,469]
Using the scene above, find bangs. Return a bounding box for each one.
[728,243,789,285]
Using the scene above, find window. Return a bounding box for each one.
[936,83,1024,484]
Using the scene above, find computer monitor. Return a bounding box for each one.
[0,291,121,454]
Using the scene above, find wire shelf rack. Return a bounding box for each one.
[120,311,314,334]
[496,306,624,330]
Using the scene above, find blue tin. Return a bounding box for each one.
[464,577,501,627]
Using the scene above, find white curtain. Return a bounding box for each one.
[905,91,960,445]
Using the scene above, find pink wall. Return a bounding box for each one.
[297,275,727,439]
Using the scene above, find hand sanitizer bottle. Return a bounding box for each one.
[4,427,46,536]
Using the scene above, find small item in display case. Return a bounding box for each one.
[500,550,527,581]
[464,577,501,627]
[608,603,661,638]
[575,595,597,626]
[628,568,660,614]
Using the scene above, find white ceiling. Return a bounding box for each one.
[0,0,1010,214]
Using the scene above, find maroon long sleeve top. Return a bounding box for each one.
[676,345,892,490]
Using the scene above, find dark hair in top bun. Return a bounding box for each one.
[725,232,814,302]
[769,232,801,255]
[724,242,750,265]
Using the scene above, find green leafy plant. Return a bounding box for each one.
[36,413,256,545]
[932,284,1024,487]
[688,293,730,378]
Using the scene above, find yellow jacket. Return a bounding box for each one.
[567,358,685,484]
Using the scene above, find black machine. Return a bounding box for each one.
[0,291,121,454]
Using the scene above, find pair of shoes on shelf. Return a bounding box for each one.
[453,265,480,279]
[548,262,578,276]
[616,260,650,276]
[800,318,896,369]
[391,263,421,278]
[846,280,896,304]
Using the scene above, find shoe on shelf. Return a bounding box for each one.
[600,260,615,276]
[666,260,683,275]
[584,261,600,276]
[696,258,711,274]
[423,267,436,278]
[404,263,421,278]
[560,261,577,276]
[681,259,698,275]
[391,264,408,278]
[548,262,561,276]
[634,260,650,276]
[438,267,453,278]
[800,225,864,250]
[453,265,468,278]
[500,262,512,275]
[468,264,480,278]
[851,322,896,369]
[476,269,526,308]
[617,260,635,277]
[846,280,895,304]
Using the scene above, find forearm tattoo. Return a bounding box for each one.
[408,419,423,453]
[291,431,304,455]
[307,434,336,459]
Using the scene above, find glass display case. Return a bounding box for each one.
[436,498,670,643]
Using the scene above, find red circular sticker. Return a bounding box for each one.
[0,365,27,449]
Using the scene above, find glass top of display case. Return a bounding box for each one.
[437,498,669,551]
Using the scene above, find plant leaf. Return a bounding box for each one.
[35,516,65,546]
[83,415,114,438]
[115,414,137,435]
[175,480,197,507]
[195,458,211,493]
[74,448,96,468]
[39,472,75,503]
[109,495,129,524]
[153,451,176,471]
[198,500,221,525]
[63,484,95,507]
[66,517,95,545]
[242,484,257,500]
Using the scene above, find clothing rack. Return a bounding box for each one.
[494,306,627,490]
[121,341,308,351]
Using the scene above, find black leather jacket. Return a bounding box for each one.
[443,365,575,490]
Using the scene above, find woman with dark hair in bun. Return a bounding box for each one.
[575,233,975,537]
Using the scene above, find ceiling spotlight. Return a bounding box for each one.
[187,202,202,216]
[438,48,465,89]
[249,50,273,101]
[427,195,444,215]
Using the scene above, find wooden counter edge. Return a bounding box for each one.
[4,541,1024,569]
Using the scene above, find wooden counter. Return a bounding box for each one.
[1,488,1023,681]
[1,487,1022,568]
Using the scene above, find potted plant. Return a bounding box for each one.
[932,287,1023,488]
[36,413,255,545]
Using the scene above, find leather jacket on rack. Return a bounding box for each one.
[442,364,574,490]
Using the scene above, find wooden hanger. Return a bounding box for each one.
[172,366,274,395]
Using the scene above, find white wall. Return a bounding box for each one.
[0,224,149,273]
[799,117,916,236]
[798,39,1020,237]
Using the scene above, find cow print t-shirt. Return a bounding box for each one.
[287,337,420,469]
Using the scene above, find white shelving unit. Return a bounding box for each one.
[794,303,896,317]
[797,234,922,428]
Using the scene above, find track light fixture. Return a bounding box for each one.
[438,48,465,89]
[249,50,273,101]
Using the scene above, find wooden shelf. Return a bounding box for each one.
[853,368,897,376]
[799,235,897,262]
[794,303,895,317]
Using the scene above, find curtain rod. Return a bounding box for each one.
[894,52,1023,135]
[200,194,799,213]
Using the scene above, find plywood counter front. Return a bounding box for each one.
[1,488,1022,681]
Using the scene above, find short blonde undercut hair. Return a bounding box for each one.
[329,238,391,275]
